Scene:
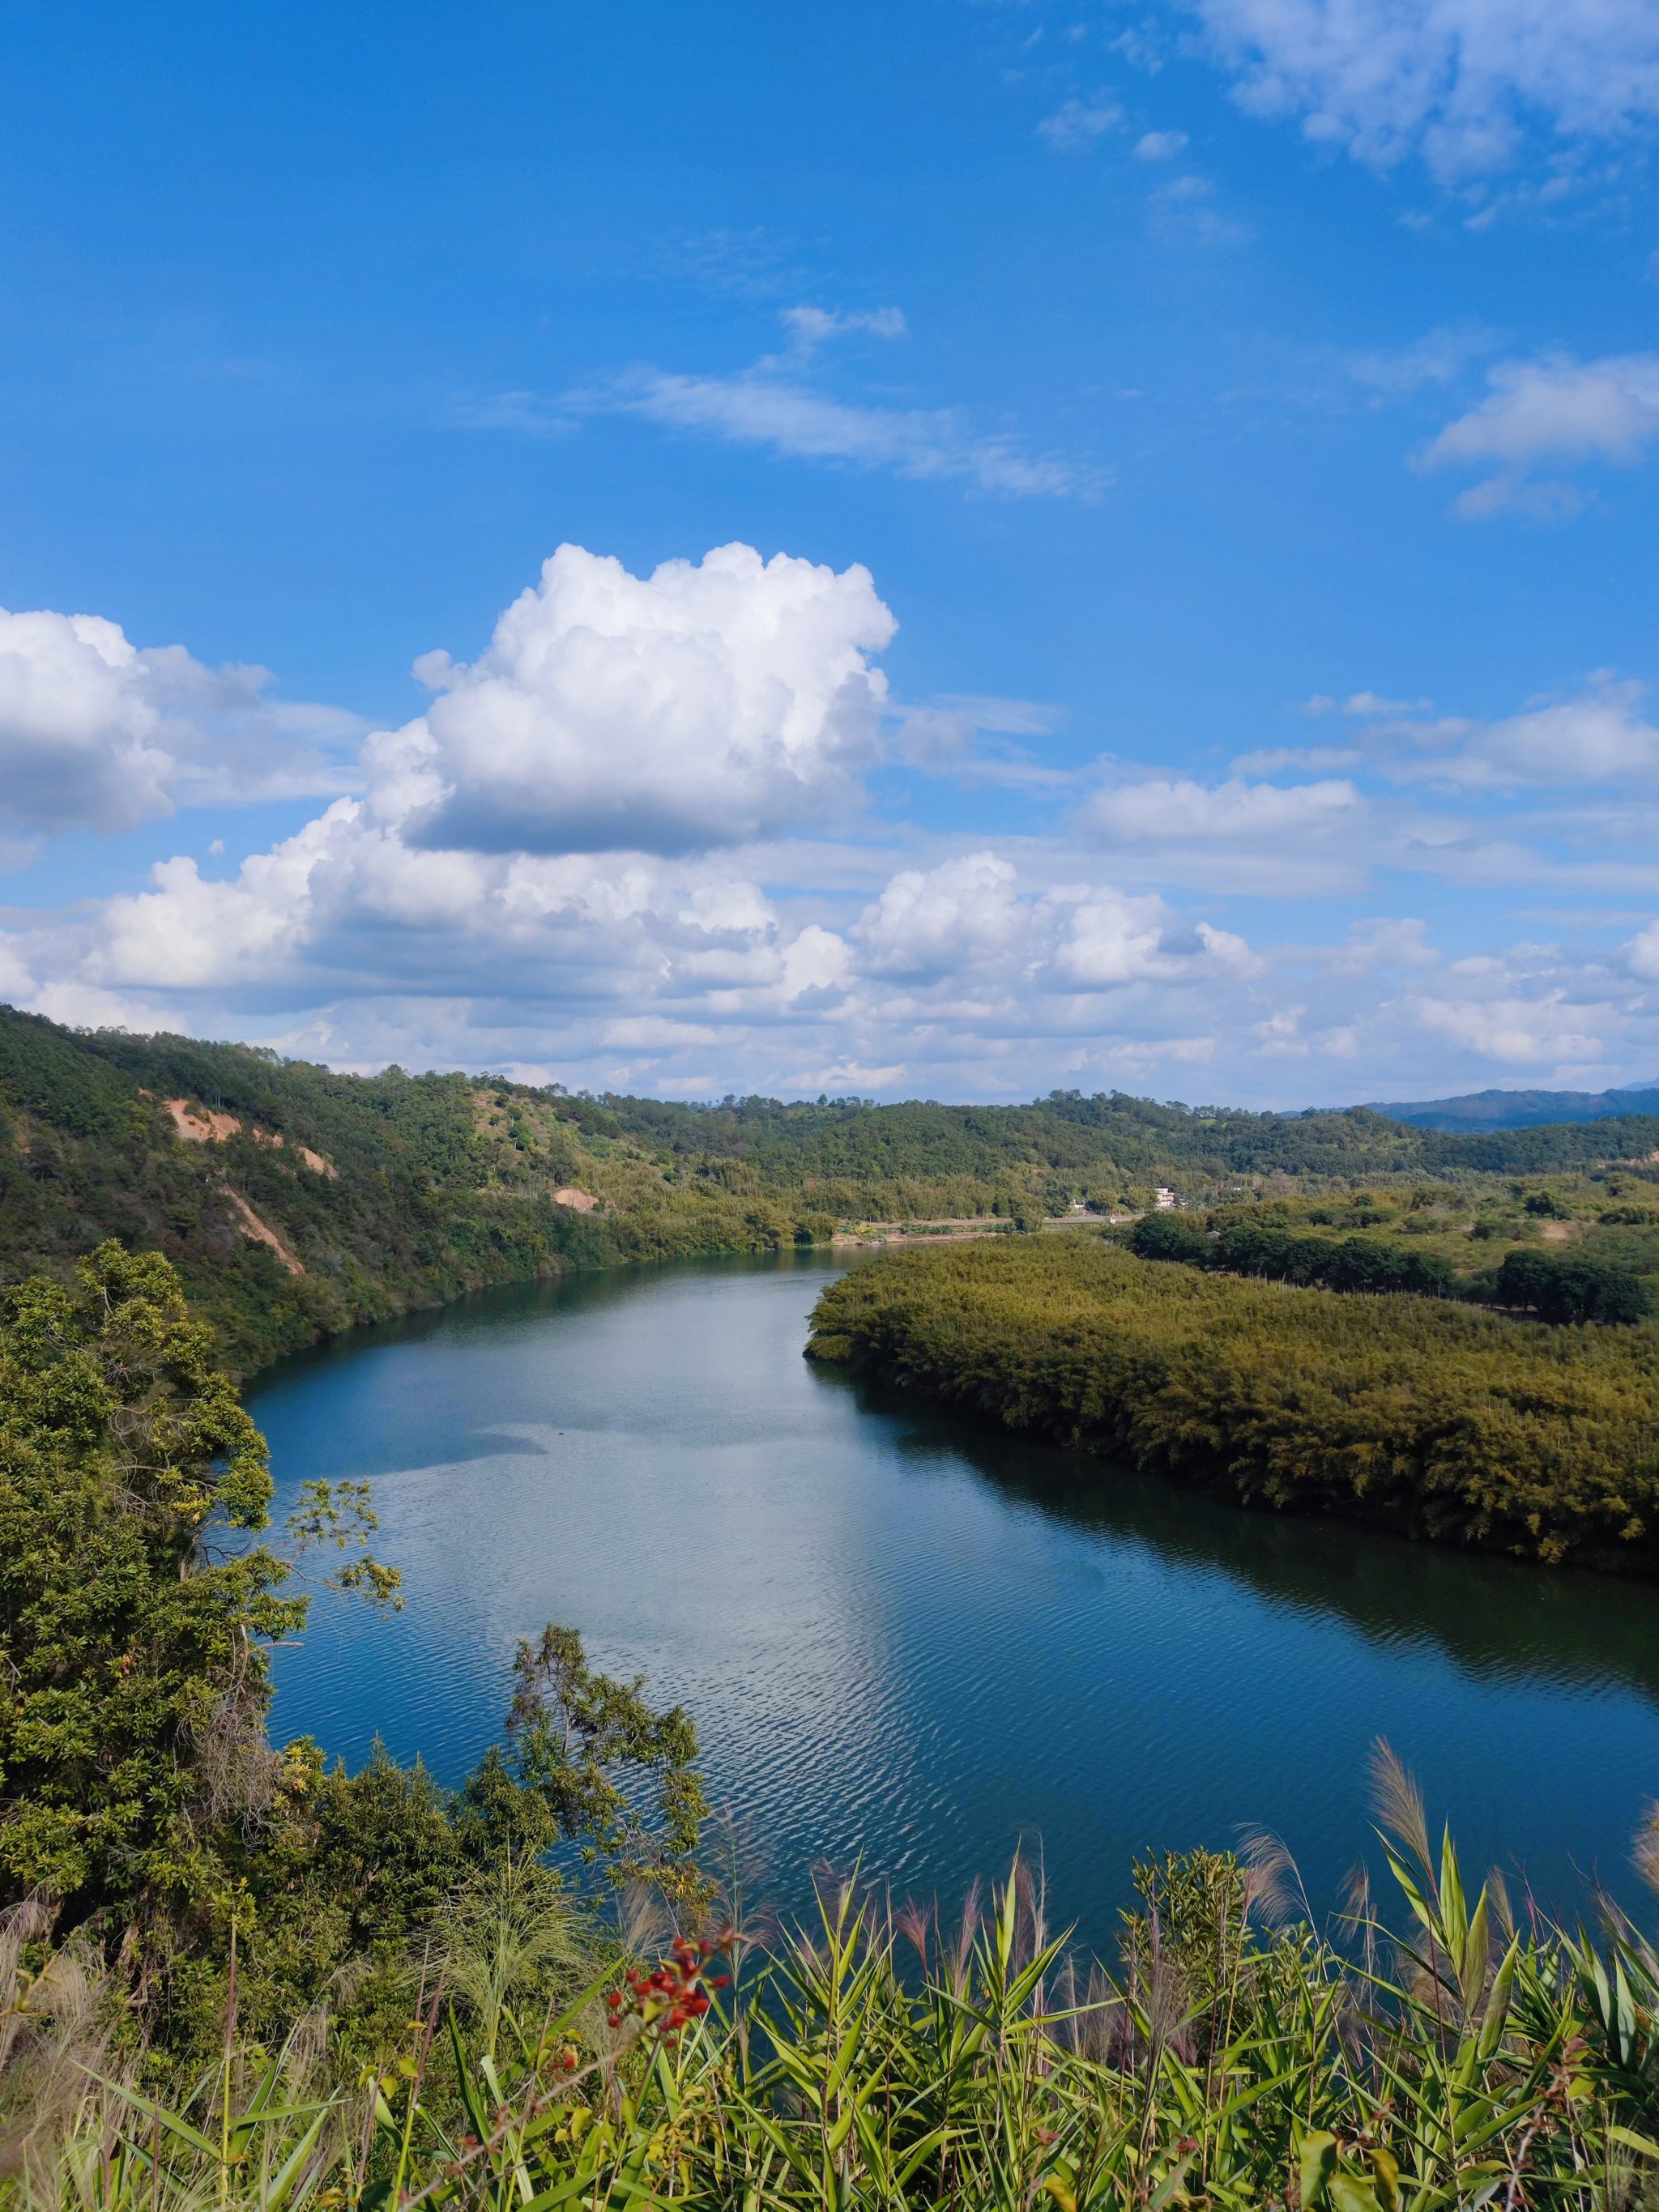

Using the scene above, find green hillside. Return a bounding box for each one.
[0,1008,835,1372]
[1375,1080,1659,1132]
[6,1000,1659,1373]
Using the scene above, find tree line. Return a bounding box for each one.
[1128,1211,1653,1324]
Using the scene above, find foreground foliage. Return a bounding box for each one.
[8,1246,1659,2204]
[0,1247,706,2062]
[808,1235,1659,1569]
[11,1782,1659,2210]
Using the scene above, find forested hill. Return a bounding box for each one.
[622,1085,1659,1185]
[5,1001,1659,1371]
[0,1008,845,1373]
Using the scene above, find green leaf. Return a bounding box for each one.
[1301,2129,1338,2210]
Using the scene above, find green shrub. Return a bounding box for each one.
[1128,1212,1460,1298]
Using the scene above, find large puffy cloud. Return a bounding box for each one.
[0,607,359,837]
[374,543,896,857]
[1184,0,1659,177]
[70,799,842,1011]
[11,794,1659,1100]
[852,854,1027,980]
[1413,991,1603,1066]
[45,823,1257,1021]
[4,802,1272,1097]
[849,852,1261,993]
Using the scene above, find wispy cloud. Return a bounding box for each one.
[1183,0,1659,182]
[1146,173,1253,246]
[463,310,1107,501]
[1417,352,1659,516]
[1230,744,1363,773]
[1353,676,1659,788]
[892,693,1073,779]
[594,371,1101,497]
[1038,96,1123,148]
[1346,323,1501,394]
[780,305,908,352]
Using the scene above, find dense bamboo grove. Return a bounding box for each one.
[806,1236,1659,1569]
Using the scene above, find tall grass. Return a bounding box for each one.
[8,1756,1659,2210]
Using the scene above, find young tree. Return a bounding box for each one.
[504,1624,709,1908]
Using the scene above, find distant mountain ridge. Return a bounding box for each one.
[1371,1083,1659,1133]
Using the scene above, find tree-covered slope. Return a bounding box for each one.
[595,1082,1659,1190]
[6,1000,1659,1374]
[0,1009,834,1372]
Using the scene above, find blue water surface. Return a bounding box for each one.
[249,1252,1659,1957]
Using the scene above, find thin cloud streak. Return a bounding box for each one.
[456,309,1107,501]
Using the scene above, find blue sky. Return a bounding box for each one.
[2,0,1657,1105]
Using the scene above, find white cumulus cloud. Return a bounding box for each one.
[848,852,1260,993]
[58,798,838,1013]
[15,543,1659,1104]
[852,853,1026,980]
[1624,918,1659,981]
[375,543,897,858]
[1418,354,1659,516]
[1414,992,1602,1064]
[0,607,358,838]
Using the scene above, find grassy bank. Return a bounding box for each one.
[806,1234,1659,1570]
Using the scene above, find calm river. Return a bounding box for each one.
[250,1251,1659,1955]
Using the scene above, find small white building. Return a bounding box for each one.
[1155,1187,1176,1210]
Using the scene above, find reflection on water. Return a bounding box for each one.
[250,1252,1659,1956]
[881,1388,1659,1705]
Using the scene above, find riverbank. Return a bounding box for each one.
[806,1233,1659,1572]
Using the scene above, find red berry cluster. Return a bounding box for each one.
[605,1930,732,2044]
